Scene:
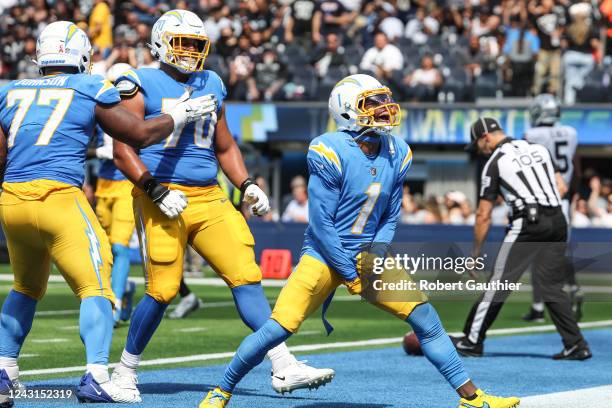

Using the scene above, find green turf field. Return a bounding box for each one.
[0,264,610,382]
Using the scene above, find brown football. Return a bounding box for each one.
[402,331,423,356]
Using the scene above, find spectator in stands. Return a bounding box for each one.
[312,0,352,44]
[587,176,612,227]
[378,2,404,43]
[241,0,283,43]
[360,32,403,79]
[456,35,497,82]
[444,191,465,225]
[131,0,164,25]
[402,55,443,101]
[15,37,37,79]
[285,0,316,45]
[253,46,288,101]
[573,198,592,228]
[503,21,539,96]
[601,0,612,63]
[89,0,113,55]
[529,0,564,96]
[405,7,440,45]
[423,195,444,224]
[311,32,348,78]
[216,26,239,59]
[228,35,258,101]
[562,2,601,104]
[282,177,309,223]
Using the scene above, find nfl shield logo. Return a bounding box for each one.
[370,167,377,176]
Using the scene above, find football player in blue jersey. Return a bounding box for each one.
[200,74,520,408]
[109,10,334,401]
[0,21,216,406]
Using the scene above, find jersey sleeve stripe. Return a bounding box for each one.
[400,149,413,171]
[309,142,342,173]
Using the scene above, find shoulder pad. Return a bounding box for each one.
[115,80,139,98]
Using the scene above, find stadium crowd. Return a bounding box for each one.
[2,0,612,104]
[1,0,611,228]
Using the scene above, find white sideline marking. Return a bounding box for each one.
[59,325,79,330]
[19,319,612,377]
[178,327,207,333]
[20,354,38,358]
[521,385,612,407]
[297,330,322,336]
[30,338,67,343]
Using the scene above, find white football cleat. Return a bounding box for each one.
[168,292,204,319]
[271,361,335,394]
[110,369,141,401]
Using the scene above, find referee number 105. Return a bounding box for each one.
[512,151,543,168]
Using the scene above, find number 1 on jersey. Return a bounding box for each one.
[351,183,382,234]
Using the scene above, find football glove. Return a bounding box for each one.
[95,144,113,160]
[241,179,270,216]
[144,179,188,219]
[167,92,217,134]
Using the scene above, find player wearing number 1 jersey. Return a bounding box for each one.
[200,74,520,408]
[523,94,581,323]
[0,21,215,406]
[109,10,333,401]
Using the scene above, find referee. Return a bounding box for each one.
[451,117,591,360]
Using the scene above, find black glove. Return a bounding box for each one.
[143,178,169,203]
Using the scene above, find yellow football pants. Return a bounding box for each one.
[133,184,261,304]
[271,255,424,333]
[95,179,135,246]
[0,184,114,302]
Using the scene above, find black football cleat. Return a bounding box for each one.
[450,335,484,357]
[552,343,592,361]
[522,307,545,323]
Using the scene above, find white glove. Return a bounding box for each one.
[144,179,188,219]
[155,189,188,219]
[95,144,113,160]
[243,183,270,216]
[167,92,217,134]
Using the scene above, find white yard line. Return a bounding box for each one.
[178,327,207,333]
[19,319,612,377]
[30,339,68,343]
[520,385,612,407]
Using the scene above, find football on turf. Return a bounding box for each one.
[403,331,423,356]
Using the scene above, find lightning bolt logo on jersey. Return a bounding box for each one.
[302,131,413,269]
[115,68,226,186]
[0,74,120,188]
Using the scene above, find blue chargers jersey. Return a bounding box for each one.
[303,131,413,281]
[116,68,227,186]
[0,74,120,187]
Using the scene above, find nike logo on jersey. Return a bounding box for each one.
[273,376,286,381]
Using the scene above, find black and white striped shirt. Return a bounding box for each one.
[480,138,561,213]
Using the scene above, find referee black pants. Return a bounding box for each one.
[463,207,585,348]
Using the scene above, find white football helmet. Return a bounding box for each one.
[35,21,92,74]
[328,74,401,134]
[149,10,210,73]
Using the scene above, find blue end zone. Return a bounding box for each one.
[16,329,612,407]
